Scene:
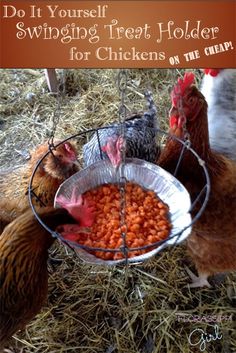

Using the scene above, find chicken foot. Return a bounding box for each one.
[185,267,211,288]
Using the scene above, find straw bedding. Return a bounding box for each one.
[0,68,235,353]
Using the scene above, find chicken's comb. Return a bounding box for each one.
[101,136,115,153]
[63,142,77,158]
[204,68,221,77]
[171,72,195,107]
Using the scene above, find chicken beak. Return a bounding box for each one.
[73,160,81,168]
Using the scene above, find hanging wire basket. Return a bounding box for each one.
[28,126,210,265]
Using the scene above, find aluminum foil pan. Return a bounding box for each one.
[54,158,192,265]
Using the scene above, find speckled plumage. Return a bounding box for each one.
[82,91,160,167]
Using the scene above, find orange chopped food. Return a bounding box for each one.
[62,182,172,260]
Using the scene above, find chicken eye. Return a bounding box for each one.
[188,97,195,104]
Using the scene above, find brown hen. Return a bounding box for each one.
[158,72,236,287]
[0,141,79,231]
[0,207,77,348]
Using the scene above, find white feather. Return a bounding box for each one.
[201,69,236,160]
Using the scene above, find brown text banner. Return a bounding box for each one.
[0,1,235,68]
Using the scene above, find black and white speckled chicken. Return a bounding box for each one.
[82,91,160,168]
[201,68,236,161]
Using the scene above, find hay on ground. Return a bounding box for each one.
[0,69,235,353]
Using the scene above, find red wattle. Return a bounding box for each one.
[170,116,178,128]
[204,69,221,77]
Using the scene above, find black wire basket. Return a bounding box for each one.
[28,126,210,265]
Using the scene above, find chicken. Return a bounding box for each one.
[82,91,160,167]
[201,68,236,160]
[101,135,125,168]
[0,141,79,231]
[56,223,91,243]
[56,187,96,227]
[158,72,236,287]
[0,207,79,348]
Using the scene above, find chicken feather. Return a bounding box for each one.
[201,68,236,161]
[0,207,76,348]
[82,91,160,167]
[158,72,236,287]
[0,141,79,232]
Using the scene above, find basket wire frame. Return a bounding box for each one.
[29,69,210,263]
[28,126,211,263]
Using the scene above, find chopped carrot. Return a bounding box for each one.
[61,182,171,260]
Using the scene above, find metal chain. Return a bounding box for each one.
[176,84,190,143]
[172,71,191,144]
[171,70,191,178]
[48,69,66,149]
[117,69,129,262]
[117,69,128,158]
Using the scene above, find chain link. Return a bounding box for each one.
[117,69,129,262]
[117,69,128,155]
[171,71,191,144]
[48,69,66,149]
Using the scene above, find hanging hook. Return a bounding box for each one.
[47,69,66,148]
[117,69,129,263]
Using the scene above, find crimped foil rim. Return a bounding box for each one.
[54,158,192,265]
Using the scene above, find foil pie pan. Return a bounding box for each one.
[54,158,192,265]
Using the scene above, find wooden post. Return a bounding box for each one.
[44,69,58,93]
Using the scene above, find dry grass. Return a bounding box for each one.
[0,69,235,353]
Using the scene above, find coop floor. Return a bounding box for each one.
[0,69,235,353]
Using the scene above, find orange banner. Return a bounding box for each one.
[0,1,235,68]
